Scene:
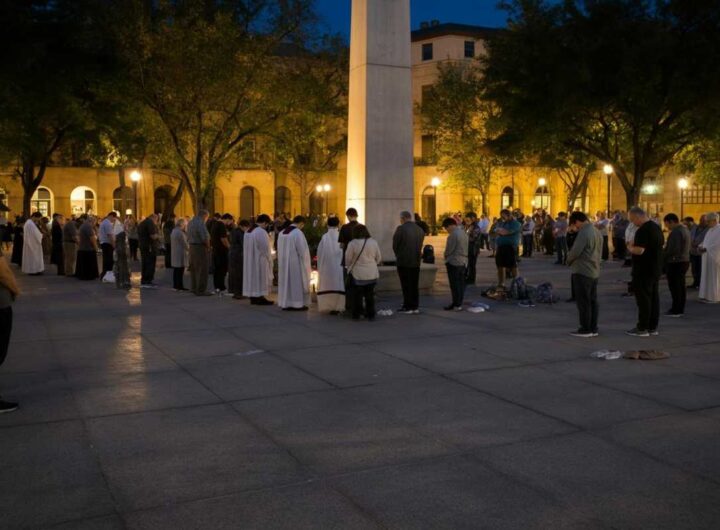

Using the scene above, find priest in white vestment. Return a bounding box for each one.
[21,213,45,274]
[316,217,345,313]
[277,215,312,311]
[699,212,720,303]
[242,214,274,305]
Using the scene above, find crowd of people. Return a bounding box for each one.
[1,203,719,413]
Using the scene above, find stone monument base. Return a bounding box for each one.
[376,263,438,294]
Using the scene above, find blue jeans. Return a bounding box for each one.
[555,236,567,264]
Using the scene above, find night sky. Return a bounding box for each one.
[314,0,507,38]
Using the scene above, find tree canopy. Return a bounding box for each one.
[484,0,720,208]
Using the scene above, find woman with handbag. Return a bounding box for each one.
[344,224,382,321]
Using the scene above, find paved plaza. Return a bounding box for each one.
[2,249,720,529]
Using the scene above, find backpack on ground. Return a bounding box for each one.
[422,244,435,264]
[508,276,529,300]
[535,282,558,304]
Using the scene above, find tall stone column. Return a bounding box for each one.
[347,0,414,261]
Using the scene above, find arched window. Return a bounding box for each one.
[31,187,53,217]
[533,186,550,210]
[421,186,436,226]
[154,185,175,217]
[275,186,291,215]
[113,186,132,214]
[213,187,224,213]
[240,186,259,219]
[70,186,96,215]
[309,191,324,216]
[501,186,514,210]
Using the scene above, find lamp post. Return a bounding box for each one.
[323,183,331,216]
[538,177,547,211]
[431,177,441,232]
[678,178,689,219]
[130,170,142,218]
[603,164,613,215]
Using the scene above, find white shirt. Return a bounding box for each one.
[98,218,115,245]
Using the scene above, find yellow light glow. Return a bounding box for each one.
[125,209,133,215]
[130,170,142,182]
[316,184,323,193]
[431,177,441,187]
[603,164,613,176]
[678,178,689,190]
[323,184,331,192]
[310,270,319,292]
[538,177,547,186]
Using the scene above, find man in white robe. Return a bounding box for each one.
[316,217,345,313]
[21,213,44,275]
[699,212,720,303]
[277,215,311,311]
[243,214,274,305]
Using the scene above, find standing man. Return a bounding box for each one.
[21,212,44,275]
[137,213,160,289]
[228,219,250,299]
[566,212,602,338]
[626,207,665,337]
[392,210,425,315]
[698,212,720,304]
[553,212,569,265]
[50,213,65,275]
[277,215,312,311]
[662,213,691,316]
[442,218,468,311]
[494,209,521,289]
[689,215,708,289]
[98,212,117,280]
[317,216,345,313]
[62,215,78,277]
[243,214,274,305]
[187,209,212,296]
[339,208,359,313]
[0,248,20,413]
[211,214,232,295]
[594,211,610,261]
[521,215,535,258]
[464,212,481,284]
[477,214,490,251]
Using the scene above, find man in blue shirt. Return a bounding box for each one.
[494,209,521,288]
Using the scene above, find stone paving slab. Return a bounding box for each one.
[2,250,720,528]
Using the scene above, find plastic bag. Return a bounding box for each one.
[102,271,116,283]
[590,350,622,360]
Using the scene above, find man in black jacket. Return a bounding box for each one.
[392,211,425,314]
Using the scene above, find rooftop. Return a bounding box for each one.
[411,22,501,42]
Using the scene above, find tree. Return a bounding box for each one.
[0,1,106,215]
[113,0,316,213]
[264,37,348,214]
[552,154,594,212]
[420,61,506,215]
[483,0,720,208]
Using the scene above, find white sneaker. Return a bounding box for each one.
[453,306,463,312]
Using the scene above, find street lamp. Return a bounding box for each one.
[603,164,613,214]
[678,177,689,219]
[130,170,142,218]
[538,177,547,210]
[431,177,441,232]
[316,184,332,216]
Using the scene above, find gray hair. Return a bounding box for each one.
[198,209,209,217]
[400,211,412,221]
[706,212,719,222]
[176,218,187,228]
[629,206,646,217]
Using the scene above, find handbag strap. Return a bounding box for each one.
[346,239,368,275]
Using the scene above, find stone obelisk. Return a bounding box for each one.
[346,0,414,261]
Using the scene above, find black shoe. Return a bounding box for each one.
[282,306,309,312]
[0,400,19,414]
[253,298,274,306]
[569,330,595,338]
[443,304,455,311]
[664,310,683,318]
